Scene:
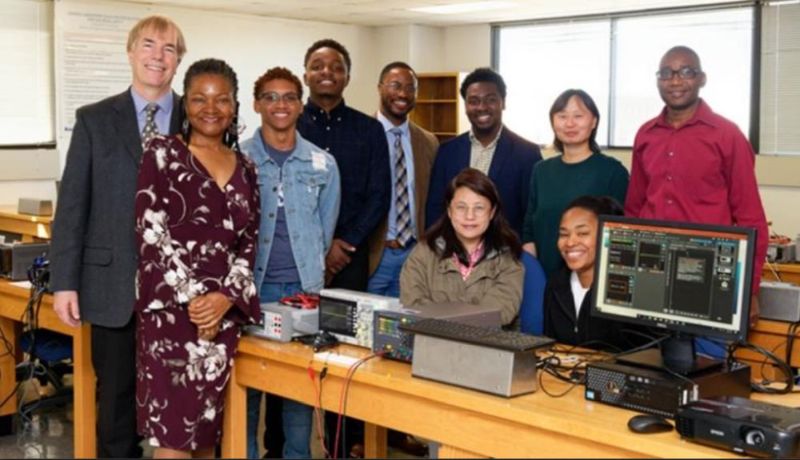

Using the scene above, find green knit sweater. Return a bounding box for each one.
[522,152,629,277]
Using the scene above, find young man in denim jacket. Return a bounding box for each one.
[241,67,340,459]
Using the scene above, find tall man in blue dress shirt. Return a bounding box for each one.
[367,61,439,297]
[296,38,390,458]
[426,67,541,237]
[297,38,390,293]
[50,16,186,458]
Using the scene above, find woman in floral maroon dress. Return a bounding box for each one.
[134,58,260,458]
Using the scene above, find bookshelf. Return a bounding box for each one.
[411,72,461,143]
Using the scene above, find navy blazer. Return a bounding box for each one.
[425,127,542,236]
[50,89,180,327]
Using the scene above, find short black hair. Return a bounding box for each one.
[562,195,624,220]
[304,38,352,73]
[378,61,416,84]
[459,67,506,100]
[549,89,601,154]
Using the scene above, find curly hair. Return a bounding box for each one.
[459,67,506,100]
[252,66,303,101]
[304,38,352,73]
[179,58,241,151]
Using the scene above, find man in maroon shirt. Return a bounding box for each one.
[625,45,767,323]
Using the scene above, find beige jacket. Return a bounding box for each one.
[399,240,523,325]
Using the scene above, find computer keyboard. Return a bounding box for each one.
[399,318,555,352]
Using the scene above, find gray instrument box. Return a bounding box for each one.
[17,198,53,216]
[372,302,502,362]
[0,242,49,280]
[759,281,800,322]
[244,302,319,342]
[411,334,538,397]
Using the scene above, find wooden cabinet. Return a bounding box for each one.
[763,262,800,285]
[410,72,460,143]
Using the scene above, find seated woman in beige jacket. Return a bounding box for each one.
[400,168,523,326]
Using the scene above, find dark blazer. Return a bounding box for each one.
[368,122,439,275]
[543,268,643,351]
[50,89,180,328]
[425,126,541,236]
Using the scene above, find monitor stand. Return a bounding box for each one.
[617,335,723,376]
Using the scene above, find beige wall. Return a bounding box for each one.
[2,8,798,239]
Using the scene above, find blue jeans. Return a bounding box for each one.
[367,245,413,297]
[246,281,313,459]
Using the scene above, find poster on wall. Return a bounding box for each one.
[54,0,151,167]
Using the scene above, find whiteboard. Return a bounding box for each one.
[54,0,380,171]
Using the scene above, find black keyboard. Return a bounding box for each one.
[399,318,555,352]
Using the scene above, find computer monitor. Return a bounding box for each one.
[592,215,755,375]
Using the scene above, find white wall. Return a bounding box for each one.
[422,24,800,238]
[1,0,382,207]
[3,3,799,240]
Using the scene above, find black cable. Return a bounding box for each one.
[786,321,800,372]
[339,353,381,458]
[729,341,795,394]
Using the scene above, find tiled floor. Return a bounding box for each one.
[0,404,73,459]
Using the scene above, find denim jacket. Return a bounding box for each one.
[242,129,340,293]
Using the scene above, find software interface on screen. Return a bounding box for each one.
[595,220,750,337]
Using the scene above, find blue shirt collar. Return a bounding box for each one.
[377,111,409,136]
[130,87,174,115]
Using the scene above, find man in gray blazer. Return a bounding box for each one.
[49,15,186,458]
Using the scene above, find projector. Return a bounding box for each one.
[676,396,800,458]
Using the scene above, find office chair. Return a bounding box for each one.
[519,252,547,335]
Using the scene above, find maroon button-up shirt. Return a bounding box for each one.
[625,99,768,294]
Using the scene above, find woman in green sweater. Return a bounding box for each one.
[522,89,629,277]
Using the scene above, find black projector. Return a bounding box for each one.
[675,396,800,458]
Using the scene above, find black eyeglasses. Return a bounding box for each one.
[656,67,702,81]
[381,81,417,93]
[257,92,301,104]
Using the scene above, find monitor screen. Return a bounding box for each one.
[592,216,755,343]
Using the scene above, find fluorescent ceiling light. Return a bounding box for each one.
[409,1,515,14]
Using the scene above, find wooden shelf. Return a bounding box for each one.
[410,73,460,143]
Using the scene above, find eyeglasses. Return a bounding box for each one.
[381,81,417,93]
[257,92,301,104]
[656,67,702,81]
[450,203,490,218]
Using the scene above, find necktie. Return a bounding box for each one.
[391,128,413,246]
[142,103,159,146]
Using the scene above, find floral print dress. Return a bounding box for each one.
[134,135,261,450]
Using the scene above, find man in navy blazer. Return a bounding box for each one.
[426,68,541,237]
[50,16,185,458]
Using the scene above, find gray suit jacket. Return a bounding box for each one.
[50,89,180,327]
[368,121,439,275]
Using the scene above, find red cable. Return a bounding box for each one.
[307,365,331,458]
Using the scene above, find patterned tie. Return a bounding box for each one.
[141,103,159,146]
[391,128,413,246]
